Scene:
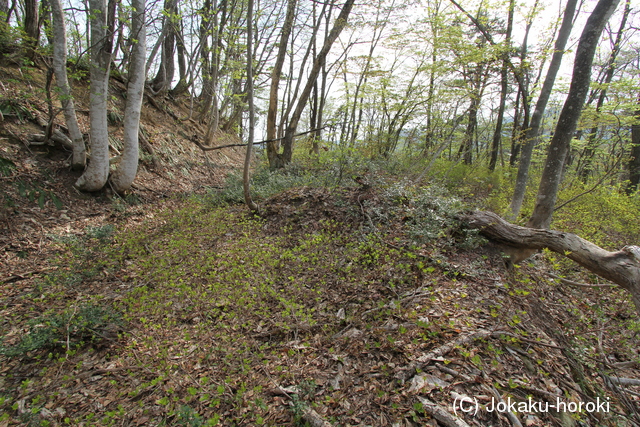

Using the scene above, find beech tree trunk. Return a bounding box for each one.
[528,0,620,229]
[151,0,178,96]
[243,0,257,211]
[628,95,640,195]
[458,69,482,166]
[0,0,8,19]
[488,0,513,172]
[577,0,630,182]
[110,0,146,193]
[50,0,85,170]
[508,0,578,220]
[75,0,114,191]
[464,211,640,314]
[169,18,189,97]
[23,0,39,59]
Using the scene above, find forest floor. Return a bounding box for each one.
[1,61,640,427]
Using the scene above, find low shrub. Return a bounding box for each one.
[0,303,123,357]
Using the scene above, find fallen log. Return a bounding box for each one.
[28,129,74,150]
[462,211,640,314]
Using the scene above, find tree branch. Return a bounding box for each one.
[463,211,640,314]
[185,123,343,152]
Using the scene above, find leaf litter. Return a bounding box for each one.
[2,181,639,426]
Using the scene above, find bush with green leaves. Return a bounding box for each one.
[0,99,34,122]
[207,147,392,207]
[0,303,123,357]
[0,156,15,177]
[0,19,19,54]
[552,182,640,249]
[206,163,323,206]
[376,181,486,250]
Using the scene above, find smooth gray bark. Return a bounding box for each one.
[110,0,146,193]
[265,0,296,168]
[508,0,579,220]
[488,0,514,172]
[281,0,355,165]
[50,0,85,170]
[627,95,640,194]
[75,0,113,191]
[150,0,178,95]
[528,0,620,229]
[243,0,258,211]
[465,211,640,314]
[578,0,630,181]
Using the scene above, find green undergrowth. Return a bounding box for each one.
[0,303,123,357]
[207,148,396,207]
[426,159,640,251]
[114,198,433,336]
[104,199,436,423]
[1,224,122,358]
[3,155,640,425]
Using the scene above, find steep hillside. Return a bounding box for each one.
[0,60,245,258]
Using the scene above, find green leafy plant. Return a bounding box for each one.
[0,99,34,122]
[0,19,19,53]
[173,405,205,427]
[0,303,123,357]
[0,156,15,177]
[15,181,64,209]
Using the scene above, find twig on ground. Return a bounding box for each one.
[396,329,493,384]
[486,385,523,427]
[546,272,616,288]
[417,396,472,427]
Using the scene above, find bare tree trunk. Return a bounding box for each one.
[281,0,355,165]
[265,0,296,168]
[197,0,213,119]
[577,0,630,182]
[170,18,189,97]
[528,0,620,229]
[627,95,640,195]
[243,0,258,211]
[508,0,579,220]
[459,74,481,165]
[508,0,536,166]
[111,0,146,193]
[23,0,39,59]
[0,0,8,19]
[488,0,513,172]
[278,2,327,148]
[201,0,225,141]
[75,0,114,191]
[348,1,391,148]
[464,211,640,314]
[50,0,85,170]
[151,0,178,96]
